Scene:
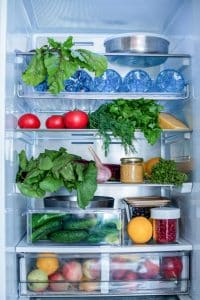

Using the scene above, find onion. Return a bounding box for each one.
[88,146,112,183]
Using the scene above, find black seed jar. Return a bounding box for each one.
[150,207,180,243]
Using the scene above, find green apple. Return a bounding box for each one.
[27,269,48,292]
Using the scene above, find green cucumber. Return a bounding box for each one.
[49,230,88,243]
[30,219,62,242]
[63,217,98,230]
[31,213,66,229]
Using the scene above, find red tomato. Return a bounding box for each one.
[64,110,89,129]
[46,115,65,129]
[18,113,40,129]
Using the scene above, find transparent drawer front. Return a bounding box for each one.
[19,253,103,296]
[27,209,122,246]
[109,252,189,295]
[19,252,189,297]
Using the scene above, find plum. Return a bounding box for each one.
[27,269,48,292]
[49,272,70,292]
[62,261,82,282]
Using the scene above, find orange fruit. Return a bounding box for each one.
[127,216,153,244]
[36,253,59,275]
[144,157,160,175]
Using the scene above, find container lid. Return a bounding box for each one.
[124,197,171,207]
[150,207,180,219]
[121,157,143,163]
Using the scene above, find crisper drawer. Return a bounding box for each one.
[18,252,189,297]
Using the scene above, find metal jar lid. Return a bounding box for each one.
[120,157,143,164]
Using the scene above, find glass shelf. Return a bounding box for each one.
[16,236,192,253]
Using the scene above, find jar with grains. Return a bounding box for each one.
[150,207,180,244]
[120,157,144,183]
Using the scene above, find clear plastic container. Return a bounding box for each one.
[27,209,122,245]
[150,207,180,243]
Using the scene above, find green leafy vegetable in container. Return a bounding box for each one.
[22,36,108,95]
[16,147,97,209]
[89,98,163,155]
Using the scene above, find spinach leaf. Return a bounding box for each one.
[76,162,97,209]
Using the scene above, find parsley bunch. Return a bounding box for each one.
[22,37,107,95]
[89,99,163,155]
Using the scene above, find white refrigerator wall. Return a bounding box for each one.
[0,0,200,299]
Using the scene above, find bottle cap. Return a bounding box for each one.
[150,207,180,219]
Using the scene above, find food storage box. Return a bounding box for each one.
[123,196,171,221]
[19,253,102,296]
[109,252,189,295]
[19,251,189,296]
[27,209,122,245]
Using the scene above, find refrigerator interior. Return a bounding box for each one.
[1,0,200,299]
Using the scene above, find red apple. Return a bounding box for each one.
[137,258,160,279]
[49,272,70,292]
[111,269,127,280]
[161,256,183,280]
[124,271,138,281]
[62,261,82,282]
[82,259,101,280]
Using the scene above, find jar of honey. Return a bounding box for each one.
[120,157,144,183]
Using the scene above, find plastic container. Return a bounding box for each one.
[150,207,180,243]
[120,157,144,183]
[123,196,171,220]
[27,209,122,245]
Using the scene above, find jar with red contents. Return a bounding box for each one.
[150,207,180,244]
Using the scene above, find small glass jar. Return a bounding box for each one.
[150,207,180,244]
[120,157,144,183]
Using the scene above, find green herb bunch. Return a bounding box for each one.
[89,98,163,155]
[16,148,97,209]
[22,37,107,95]
[149,158,188,186]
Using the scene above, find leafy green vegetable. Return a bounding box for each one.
[148,158,188,186]
[89,98,163,155]
[16,148,97,208]
[22,36,107,95]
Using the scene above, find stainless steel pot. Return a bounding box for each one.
[104,33,169,54]
[104,33,169,67]
[44,195,114,209]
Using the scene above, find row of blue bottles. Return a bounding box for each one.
[34,69,185,93]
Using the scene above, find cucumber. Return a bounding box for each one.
[63,217,98,230]
[49,230,88,243]
[31,213,66,229]
[30,219,62,242]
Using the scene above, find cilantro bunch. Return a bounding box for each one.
[22,37,107,95]
[16,148,97,209]
[89,98,163,155]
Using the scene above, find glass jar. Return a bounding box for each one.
[120,157,144,183]
[150,207,180,243]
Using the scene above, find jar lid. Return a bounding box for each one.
[150,207,180,219]
[121,157,143,163]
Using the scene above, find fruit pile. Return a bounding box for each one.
[27,254,101,293]
[110,254,183,292]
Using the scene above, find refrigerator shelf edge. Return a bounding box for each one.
[16,237,192,253]
[16,87,190,101]
[15,50,191,58]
